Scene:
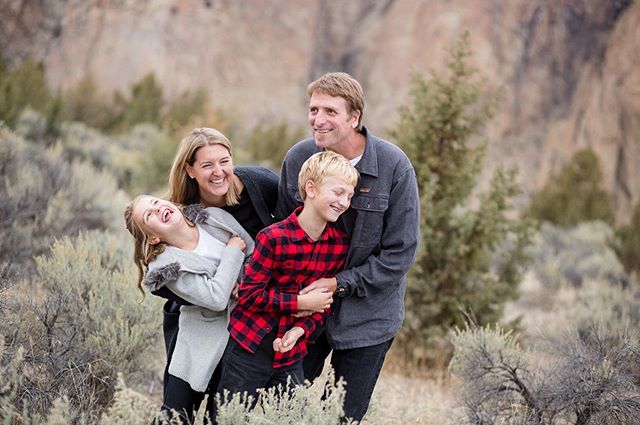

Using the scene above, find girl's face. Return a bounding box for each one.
[185,144,234,205]
[132,196,183,245]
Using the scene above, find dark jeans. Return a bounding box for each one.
[216,330,304,409]
[162,300,181,396]
[303,330,394,422]
[160,363,222,425]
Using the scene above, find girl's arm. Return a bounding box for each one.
[166,240,245,311]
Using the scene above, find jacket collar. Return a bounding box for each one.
[353,127,378,178]
[184,204,209,224]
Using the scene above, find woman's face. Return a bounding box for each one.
[186,144,234,204]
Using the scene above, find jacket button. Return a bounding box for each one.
[366,203,371,208]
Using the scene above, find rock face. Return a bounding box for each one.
[1,0,638,220]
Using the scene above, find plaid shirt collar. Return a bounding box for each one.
[287,206,332,244]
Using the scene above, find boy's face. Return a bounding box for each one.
[306,176,355,223]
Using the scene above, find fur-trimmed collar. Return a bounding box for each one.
[143,262,180,291]
[184,204,209,224]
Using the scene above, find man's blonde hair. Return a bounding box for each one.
[298,151,359,201]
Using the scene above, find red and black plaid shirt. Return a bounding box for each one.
[229,207,349,368]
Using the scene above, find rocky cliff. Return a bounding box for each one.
[1,0,638,220]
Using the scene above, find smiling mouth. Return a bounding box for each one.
[162,208,172,223]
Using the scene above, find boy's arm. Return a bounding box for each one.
[273,326,305,353]
[292,310,327,340]
[237,231,299,314]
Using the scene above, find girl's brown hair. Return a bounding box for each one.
[123,195,167,300]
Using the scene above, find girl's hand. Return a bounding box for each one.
[273,327,305,353]
[227,236,246,252]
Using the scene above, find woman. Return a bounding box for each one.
[124,195,253,423]
[158,127,279,415]
[168,127,278,240]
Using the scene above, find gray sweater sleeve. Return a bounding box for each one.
[164,245,245,311]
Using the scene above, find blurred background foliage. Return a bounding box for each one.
[1,35,640,423]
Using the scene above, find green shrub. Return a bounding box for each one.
[0,59,55,128]
[450,322,640,424]
[0,125,126,276]
[616,201,640,275]
[526,149,614,227]
[390,32,533,368]
[60,75,120,131]
[115,73,164,132]
[244,121,304,169]
[0,231,162,422]
[162,88,209,135]
[127,125,180,194]
[529,221,628,289]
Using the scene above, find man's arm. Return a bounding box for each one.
[336,167,420,296]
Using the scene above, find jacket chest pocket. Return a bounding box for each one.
[350,194,388,248]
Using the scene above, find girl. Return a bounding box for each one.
[124,195,254,424]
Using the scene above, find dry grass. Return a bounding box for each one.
[363,372,461,425]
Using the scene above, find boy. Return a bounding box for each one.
[216,150,359,403]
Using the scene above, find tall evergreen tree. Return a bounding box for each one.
[390,32,532,367]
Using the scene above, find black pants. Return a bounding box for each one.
[162,300,181,396]
[303,330,394,422]
[160,361,222,425]
[216,330,304,409]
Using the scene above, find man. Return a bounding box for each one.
[275,72,420,422]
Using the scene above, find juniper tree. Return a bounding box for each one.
[526,148,614,227]
[390,32,532,367]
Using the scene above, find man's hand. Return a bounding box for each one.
[273,327,305,353]
[298,289,333,312]
[299,277,337,295]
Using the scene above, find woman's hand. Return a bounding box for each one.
[227,235,246,252]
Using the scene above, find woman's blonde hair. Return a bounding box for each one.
[168,127,240,206]
[123,195,167,299]
[298,151,359,200]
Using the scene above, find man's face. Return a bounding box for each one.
[308,91,360,150]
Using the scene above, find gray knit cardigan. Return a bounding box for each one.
[142,205,254,392]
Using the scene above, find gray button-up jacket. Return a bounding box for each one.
[275,128,420,349]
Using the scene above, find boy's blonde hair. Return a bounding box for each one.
[298,151,359,201]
